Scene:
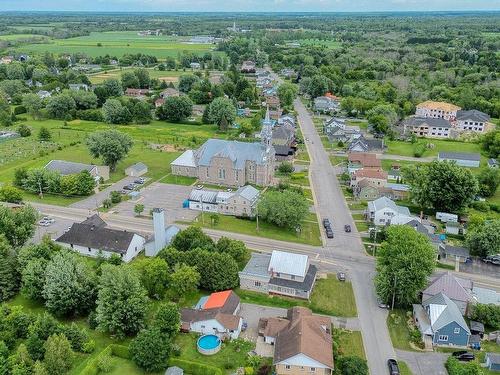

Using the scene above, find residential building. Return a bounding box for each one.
[277,114,295,128]
[488,159,499,168]
[456,110,490,133]
[405,220,442,250]
[413,293,471,348]
[347,153,381,174]
[144,208,180,257]
[239,251,318,299]
[36,90,51,99]
[445,222,463,235]
[472,287,500,306]
[55,215,146,263]
[366,196,412,226]
[159,88,179,99]
[125,162,148,177]
[125,88,151,100]
[437,152,481,168]
[170,121,275,187]
[485,353,500,372]
[415,101,461,121]
[180,290,243,340]
[189,62,201,70]
[258,307,333,375]
[240,60,256,73]
[402,117,451,138]
[188,185,260,217]
[280,68,295,78]
[154,98,165,108]
[265,95,280,109]
[351,168,387,189]
[422,273,473,315]
[257,76,273,89]
[348,136,384,153]
[44,160,109,181]
[314,96,339,113]
[68,83,89,91]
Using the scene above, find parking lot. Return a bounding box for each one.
[32,216,75,244]
[112,182,198,223]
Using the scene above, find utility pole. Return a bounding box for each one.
[200,196,204,224]
[391,274,397,310]
[38,181,43,199]
[256,205,259,231]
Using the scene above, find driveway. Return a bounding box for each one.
[70,176,137,210]
[112,182,198,223]
[396,350,448,375]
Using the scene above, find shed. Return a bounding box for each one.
[165,366,184,375]
[437,152,481,168]
[470,321,485,338]
[485,353,500,372]
[125,162,148,177]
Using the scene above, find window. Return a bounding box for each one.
[201,325,205,329]
[70,244,74,249]
[218,168,226,179]
[438,335,448,341]
[310,368,316,372]
[254,281,261,287]
[88,247,91,252]
[206,168,209,178]
[454,328,460,334]
[291,275,295,280]
[276,272,280,277]
[285,365,290,370]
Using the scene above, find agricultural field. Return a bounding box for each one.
[0,34,49,41]
[88,68,186,84]
[16,31,218,59]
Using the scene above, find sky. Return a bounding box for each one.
[0,0,499,12]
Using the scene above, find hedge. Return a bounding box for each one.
[168,358,223,375]
[79,344,131,375]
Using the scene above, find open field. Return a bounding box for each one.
[88,67,186,84]
[386,139,483,159]
[0,33,49,41]
[16,31,218,58]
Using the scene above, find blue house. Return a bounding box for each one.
[413,293,470,348]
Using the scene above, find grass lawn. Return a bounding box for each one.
[173,333,254,374]
[158,174,197,186]
[330,155,347,166]
[387,310,415,351]
[334,329,366,359]
[236,274,357,317]
[352,213,365,221]
[191,213,322,246]
[399,361,414,375]
[17,31,219,59]
[355,221,369,232]
[385,139,482,158]
[107,357,160,375]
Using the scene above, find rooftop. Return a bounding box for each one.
[456,109,490,123]
[269,250,309,278]
[405,116,452,128]
[438,152,481,161]
[171,150,196,168]
[367,196,411,216]
[417,100,461,112]
[422,293,470,334]
[423,272,472,303]
[203,290,234,310]
[44,160,96,175]
[196,139,270,169]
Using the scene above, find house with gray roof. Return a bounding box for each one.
[422,273,473,315]
[314,96,339,113]
[171,124,275,187]
[438,244,470,264]
[402,117,451,138]
[438,152,481,168]
[239,251,318,299]
[456,109,490,133]
[348,135,384,153]
[44,160,109,181]
[405,220,442,250]
[125,162,148,177]
[413,292,471,348]
[485,353,500,372]
[366,196,413,226]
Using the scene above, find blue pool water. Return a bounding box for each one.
[197,334,220,350]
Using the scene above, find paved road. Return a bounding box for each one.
[396,350,448,375]
[294,98,396,375]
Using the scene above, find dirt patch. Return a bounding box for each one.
[158,76,179,82]
[150,143,178,152]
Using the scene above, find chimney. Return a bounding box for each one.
[152,208,166,252]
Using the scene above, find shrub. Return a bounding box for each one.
[17,124,31,137]
[96,352,115,373]
[168,358,223,375]
[413,143,426,157]
[14,105,26,115]
[82,340,96,354]
[110,191,122,204]
[76,109,104,122]
[277,161,294,174]
[471,201,489,212]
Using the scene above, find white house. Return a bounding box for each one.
[366,196,413,226]
[55,215,145,263]
[456,110,490,133]
[180,290,243,340]
[125,162,148,177]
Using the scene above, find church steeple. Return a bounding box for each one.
[261,106,272,151]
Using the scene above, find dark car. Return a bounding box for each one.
[344,224,351,233]
[134,178,145,184]
[452,351,475,362]
[387,359,400,375]
[326,228,334,238]
[123,184,135,190]
[322,218,331,228]
[483,255,500,266]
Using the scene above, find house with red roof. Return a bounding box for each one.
[180,290,243,340]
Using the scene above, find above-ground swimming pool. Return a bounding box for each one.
[197,334,221,355]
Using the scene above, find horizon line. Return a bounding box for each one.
[0,10,499,14]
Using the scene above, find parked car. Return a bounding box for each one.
[344,224,351,232]
[378,299,390,309]
[326,228,334,238]
[241,322,248,332]
[337,272,346,282]
[452,351,475,362]
[387,359,400,375]
[38,219,50,227]
[134,178,145,184]
[322,218,331,228]
[483,254,500,266]
[123,184,135,190]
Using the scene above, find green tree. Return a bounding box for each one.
[43,334,73,375]
[466,219,500,258]
[8,344,33,375]
[216,237,247,266]
[86,130,133,172]
[169,264,200,299]
[375,226,435,308]
[0,205,38,247]
[38,127,52,141]
[103,79,123,97]
[132,101,152,124]
[178,74,199,93]
[153,302,180,336]
[134,204,144,216]
[134,68,150,89]
[110,190,122,204]
[171,226,215,252]
[102,98,132,124]
[131,257,169,300]
[156,96,193,122]
[17,124,31,137]
[469,303,500,330]
[129,328,171,372]
[207,97,236,129]
[96,265,148,338]
[21,258,48,302]
[121,71,139,89]
[277,83,298,107]
[25,313,61,361]
[0,185,23,203]
[403,161,478,213]
[22,93,44,120]
[46,94,76,120]
[42,251,97,317]
[0,235,20,301]
[277,161,294,174]
[477,168,499,197]
[258,190,309,229]
[335,356,369,375]
[481,130,500,158]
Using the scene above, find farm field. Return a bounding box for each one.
[16,31,218,58]
[0,33,49,41]
[88,67,186,84]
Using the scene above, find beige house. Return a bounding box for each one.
[258,307,333,375]
[171,122,275,187]
[350,168,387,189]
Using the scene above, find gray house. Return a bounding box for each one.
[239,251,318,299]
[485,353,500,372]
[125,162,148,177]
[413,293,471,348]
[422,273,472,315]
[437,152,481,168]
[348,136,384,153]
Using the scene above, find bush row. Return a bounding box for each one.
[168,358,223,375]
